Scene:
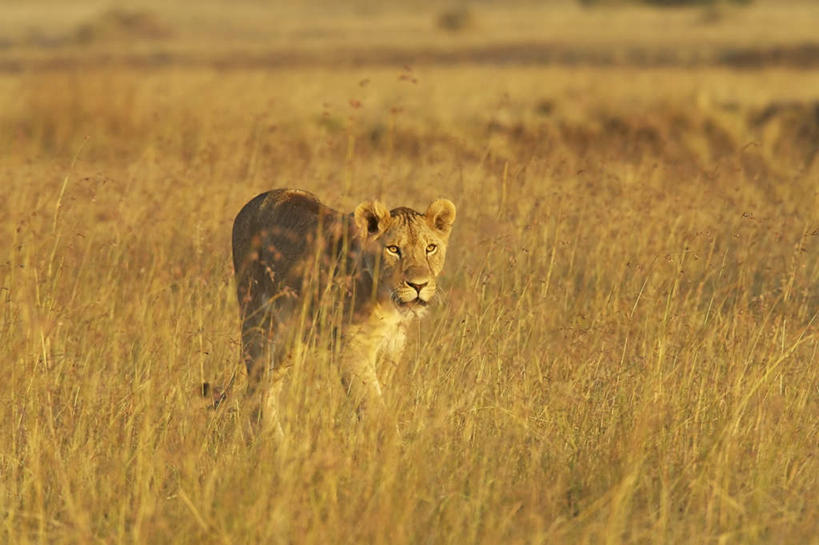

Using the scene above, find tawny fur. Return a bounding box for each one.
[231,188,456,432]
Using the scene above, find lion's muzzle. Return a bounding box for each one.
[393,277,435,310]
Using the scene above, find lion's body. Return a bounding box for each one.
[231,188,456,428]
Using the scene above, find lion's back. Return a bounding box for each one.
[233,189,320,265]
[232,189,352,299]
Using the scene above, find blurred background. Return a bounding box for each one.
[1,0,818,174]
[2,0,818,69]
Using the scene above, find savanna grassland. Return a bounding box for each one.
[1,1,818,543]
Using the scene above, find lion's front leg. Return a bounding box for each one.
[339,333,386,415]
[377,325,407,387]
[261,374,285,439]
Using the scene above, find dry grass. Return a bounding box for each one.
[1,3,818,543]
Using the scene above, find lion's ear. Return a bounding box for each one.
[425,198,456,234]
[354,200,391,238]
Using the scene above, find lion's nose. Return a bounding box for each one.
[405,280,428,294]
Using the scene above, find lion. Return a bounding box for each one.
[226,188,456,432]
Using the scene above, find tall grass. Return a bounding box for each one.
[1,65,817,544]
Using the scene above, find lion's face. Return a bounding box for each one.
[354,198,456,315]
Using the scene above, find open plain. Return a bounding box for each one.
[1,1,818,543]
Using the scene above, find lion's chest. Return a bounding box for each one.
[344,307,411,364]
[377,321,408,361]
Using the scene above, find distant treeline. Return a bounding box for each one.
[579,0,752,5]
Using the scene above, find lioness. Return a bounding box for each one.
[230,188,456,430]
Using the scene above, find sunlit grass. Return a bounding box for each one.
[1,63,817,544]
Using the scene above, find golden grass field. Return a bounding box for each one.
[1,1,818,543]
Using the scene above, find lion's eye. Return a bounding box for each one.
[426,243,437,254]
[386,245,401,256]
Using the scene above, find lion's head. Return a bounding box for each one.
[354,198,456,314]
